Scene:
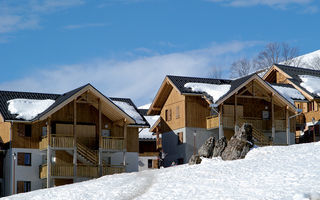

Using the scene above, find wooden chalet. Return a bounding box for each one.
[148,74,300,166]
[263,64,320,143]
[0,84,148,196]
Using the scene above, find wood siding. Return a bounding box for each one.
[0,122,11,144]
[160,88,186,132]
[185,96,211,128]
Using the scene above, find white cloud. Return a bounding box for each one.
[207,0,316,10]
[63,23,107,30]
[0,0,84,35]
[0,41,262,105]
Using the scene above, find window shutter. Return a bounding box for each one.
[153,159,158,168]
[18,124,25,137]
[17,181,24,193]
[17,153,25,165]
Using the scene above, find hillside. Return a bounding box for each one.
[3,142,320,200]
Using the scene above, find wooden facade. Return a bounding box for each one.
[263,65,320,143]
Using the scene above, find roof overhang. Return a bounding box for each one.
[262,64,293,80]
[216,74,297,113]
[37,85,135,124]
[148,76,180,115]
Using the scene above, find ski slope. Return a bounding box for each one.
[3,142,320,200]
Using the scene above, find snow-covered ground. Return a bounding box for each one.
[4,142,320,200]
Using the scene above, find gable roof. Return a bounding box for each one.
[110,97,149,127]
[148,73,298,115]
[0,84,136,124]
[264,64,320,99]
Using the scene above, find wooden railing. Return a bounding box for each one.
[40,164,74,179]
[39,136,48,150]
[139,152,159,157]
[101,137,124,151]
[206,116,219,130]
[305,111,320,123]
[51,135,74,148]
[238,119,271,146]
[77,142,98,164]
[102,165,125,175]
[77,165,98,178]
[39,135,74,150]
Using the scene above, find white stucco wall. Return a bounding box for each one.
[108,152,138,173]
[138,156,158,171]
[162,127,218,167]
[4,148,45,196]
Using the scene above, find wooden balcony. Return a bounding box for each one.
[206,116,219,129]
[102,165,125,175]
[39,135,74,150]
[100,137,124,151]
[40,164,125,179]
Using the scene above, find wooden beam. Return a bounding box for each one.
[98,98,102,177]
[46,116,51,188]
[271,94,275,142]
[234,94,238,129]
[123,119,127,171]
[73,100,77,180]
[219,104,224,139]
[237,95,270,100]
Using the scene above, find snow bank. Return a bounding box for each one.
[6,142,320,200]
[113,101,145,124]
[139,115,159,139]
[272,85,305,104]
[7,99,55,120]
[184,82,231,103]
[299,75,320,96]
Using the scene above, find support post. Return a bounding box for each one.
[271,94,275,143]
[286,106,290,145]
[73,100,77,181]
[123,119,127,171]
[234,94,238,131]
[219,104,224,139]
[47,117,51,188]
[98,98,102,176]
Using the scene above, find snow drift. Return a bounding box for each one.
[4,142,320,200]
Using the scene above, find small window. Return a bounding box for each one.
[25,124,32,137]
[17,181,31,193]
[165,109,172,121]
[102,129,111,137]
[17,153,32,166]
[176,106,180,119]
[178,132,183,145]
[148,159,153,168]
[42,127,47,137]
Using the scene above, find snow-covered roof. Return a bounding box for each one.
[184,82,231,103]
[7,99,55,121]
[271,85,305,104]
[138,103,151,109]
[112,100,146,125]
[139,115,159,139]
[299,75,320,97]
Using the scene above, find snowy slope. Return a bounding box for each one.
[291,50,320,67]
[4,142,320,200]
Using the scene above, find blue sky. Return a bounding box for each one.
[0,0,320,106]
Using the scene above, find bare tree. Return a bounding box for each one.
[230,58,253,78]
[210,67,222,79]
[254,42,300,70]
[305,56,320,70]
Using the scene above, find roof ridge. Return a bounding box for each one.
[0,89,61,96]
[166,74,231,82]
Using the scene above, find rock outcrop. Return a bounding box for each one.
[212,137,227,157]
[188,154,202,165]
[198,137,215,158]
[221,123,254,160]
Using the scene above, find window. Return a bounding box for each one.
[165,109,172,121]
[148,159,153,168]
[18,124,32,137]
[42,127,47,137]
[17,153,31,166]
[308,102,314,112]
[17,181,31,193]
[102,129,111,137]
[177,158,184,165]
[176,106,180,119]
[178,132,183,145]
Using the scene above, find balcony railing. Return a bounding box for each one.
[102,165,125,175]
[100,137,124,151]
[39,135,74,150]
[206,116,219,130]
[40,164,125,179]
